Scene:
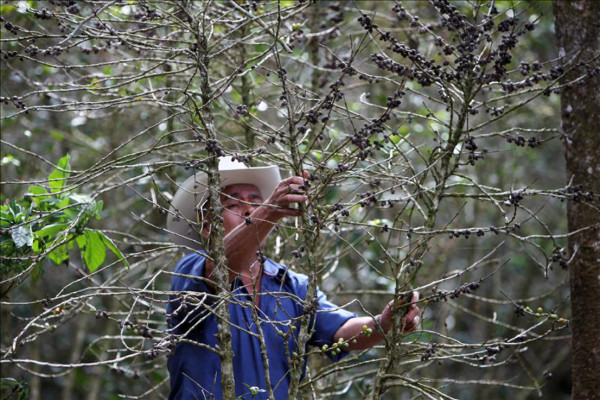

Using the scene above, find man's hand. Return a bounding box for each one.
[263,171,309,221]
[333,292,421,351]
[379,291,420,334]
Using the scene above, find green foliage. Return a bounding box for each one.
[0,155,128,283]
[0,378,29,400]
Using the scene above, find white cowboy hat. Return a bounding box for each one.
[167,157,281,248]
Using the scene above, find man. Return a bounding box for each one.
[166,157,420,400]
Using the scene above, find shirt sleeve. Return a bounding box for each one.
[309,287,357,361]
[167,252,214,333]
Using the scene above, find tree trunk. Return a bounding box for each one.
[553,2,600,399]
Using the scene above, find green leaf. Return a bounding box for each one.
[57,196,70,209]
[0,4,17,14]
[95,200,104,219]
[79,230,106,272]
[49,244,69,265]
[35,223,69,238]
[0,378,29,400]
[28,186,49,207]
[0,206,12,227]
[48,154,71,193]
[11,225,33,248]
[50,131,64,141]
[67,193,99,219]
[32,238,42,252]
[97,231,129,268]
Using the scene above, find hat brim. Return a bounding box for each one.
[166,165,281,249]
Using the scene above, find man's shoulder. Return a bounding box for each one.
[170,252,208,292]
[174,251,205,273]
[263,258,310,292]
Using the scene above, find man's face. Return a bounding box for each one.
[218,183,264,234]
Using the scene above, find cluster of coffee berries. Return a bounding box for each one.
[3,21,19,35]
[322,337,350,356]
[359,191,379,207]
[563,184,595,203]
[291,245,305,259]
[0,96,26,109]
[183,160,205,170]
[235,104,248,115]
[421,343,437,361]
[478,344,504,363]
[504,192,524,206]
[1,49,21,60]
[550,246,569,269]
[305,109,321,124]
[463,136,485,165]
[205,139,224,157]
[303,296,320,315]
[31,7,52,20]
[448,229,484,239]
[449,281,481,299]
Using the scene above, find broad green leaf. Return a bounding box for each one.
[97,231,129,267]
[50,131,64,141]
[35,223,69,238]
[0,207,12,226]
[0,4,17,14]
[68,193,93,204]
[28,186,49,207]
[48,154,71,193]
[95,200,103,219]
[64,193,98,221]
[57,196,70,209]
[81,230,106,272]
[11,225,33,248]
[32,238,42,252]
[0,378,29,400]
[49,244,69,265]
[76,233,86,249]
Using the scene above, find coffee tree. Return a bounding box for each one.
[1,1,597,399]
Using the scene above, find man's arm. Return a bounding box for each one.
[333,292,420,351]
[204,172,309,283]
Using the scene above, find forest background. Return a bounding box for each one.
[1,1,598,399]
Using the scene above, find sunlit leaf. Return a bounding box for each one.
[97,231,129,268]
[48,154,71,193]
[35,223,69,238]
[49,244,69,265]
[11,225,33,248]
[79,230,106,272]
[27,186,49,207]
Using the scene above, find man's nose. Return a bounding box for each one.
[243,204,256,216]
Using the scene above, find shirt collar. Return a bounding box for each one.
[262,258,281,277]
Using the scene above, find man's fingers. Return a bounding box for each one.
[411,291,419,303]
[402,306,421,332]
[404,306,420,322]
[276,208,302,217]
[282,194,308,204]
[287,184,304,194]
[281,176,306,186]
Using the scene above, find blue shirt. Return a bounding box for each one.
[167,252,356,400]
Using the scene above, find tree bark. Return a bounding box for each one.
[553,2,600,399]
